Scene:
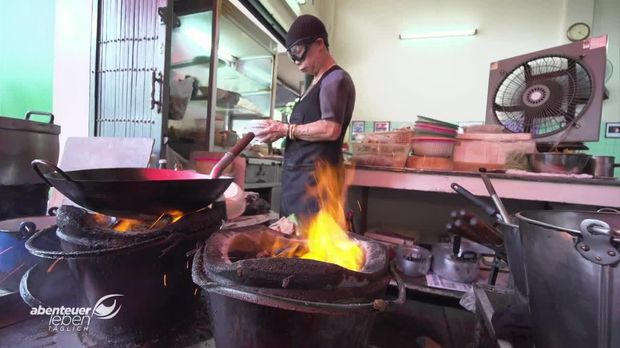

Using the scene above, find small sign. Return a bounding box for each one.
[373,121,390,132]
[350,120,365,142]
[606,122,620,138]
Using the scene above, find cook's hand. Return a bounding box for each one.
[255,120,287,143]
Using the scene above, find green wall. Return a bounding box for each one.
[0,0,55,120]
[586,122,620,177]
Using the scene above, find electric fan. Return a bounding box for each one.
[486,35,608,144]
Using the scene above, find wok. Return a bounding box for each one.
[32,133,254,218]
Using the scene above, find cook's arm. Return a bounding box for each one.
[292,120,341,141]
[255,119,340,143]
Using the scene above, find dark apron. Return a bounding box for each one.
[280,65,344,218]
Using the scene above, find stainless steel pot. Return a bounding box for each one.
[517,210,620,348]
[497,220,527,297]
[395,244,431,277]
[0,112,60,185]
[585,156,620,178]
[526,152,591,174]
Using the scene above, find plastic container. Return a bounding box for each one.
[351,143,411,168]
[462,124,505,133]
[414,122,458,137]
[416,116,459,129]
[411,137,456,157]
[362,130,414,144]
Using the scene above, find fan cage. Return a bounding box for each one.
[492,55,593,138]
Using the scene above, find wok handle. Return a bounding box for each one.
[31,159,75,187]
[479,174,511,223]
[450,183,499,220]
[210,132,255,179]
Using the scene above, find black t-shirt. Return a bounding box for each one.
[318,69,356,140]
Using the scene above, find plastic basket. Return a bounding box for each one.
[351,143,411,168]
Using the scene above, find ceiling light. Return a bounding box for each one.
[399,28,478,40]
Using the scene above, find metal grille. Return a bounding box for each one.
[492,55,593,137]
[94,0,169,153]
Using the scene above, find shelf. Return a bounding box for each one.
[347,166,620,207]
[389,268,510,300]
[172,62,272,99]
[170,56,226,69]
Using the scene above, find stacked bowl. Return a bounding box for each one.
[412,116,459,157]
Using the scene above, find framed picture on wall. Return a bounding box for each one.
[606,122,620,138]
[373,121,390,132]
[350,120,365,141]
[351,120,365,133]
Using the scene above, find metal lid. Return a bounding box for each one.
[0,114,60,135]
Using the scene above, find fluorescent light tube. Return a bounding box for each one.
[399,28,478,40]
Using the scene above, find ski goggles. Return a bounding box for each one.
[286,37,318,63]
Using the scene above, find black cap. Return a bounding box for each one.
[286,15,328,49]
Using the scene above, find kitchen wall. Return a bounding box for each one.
[52,0,94,155]
[586,0,620,176]
[0,0,55,120]
[323,0,619,172]
[44,0,619,165]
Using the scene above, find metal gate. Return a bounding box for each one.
[92,0,172,157]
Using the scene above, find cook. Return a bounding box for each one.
[256,14,356,219]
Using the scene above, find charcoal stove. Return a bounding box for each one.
[23,203,227,346]
[192,226,405,348]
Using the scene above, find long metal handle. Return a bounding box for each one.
[480,174,511,223]
[31,159,76,188]
[150,70,163,113]
[450,183,500,221]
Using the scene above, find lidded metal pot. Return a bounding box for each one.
[517,210,620,348]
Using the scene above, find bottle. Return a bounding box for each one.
[158,159,167,169]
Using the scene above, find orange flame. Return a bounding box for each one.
[93,210,185,232]
[297,162,364,271]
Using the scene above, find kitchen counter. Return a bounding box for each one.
[346,165,620,207]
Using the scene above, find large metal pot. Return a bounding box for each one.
[0,112,60,185]
[497,220,527,297]
[517,210,620,348]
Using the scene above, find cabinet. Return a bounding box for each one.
[168,2,278,157]
[91,0,280,160]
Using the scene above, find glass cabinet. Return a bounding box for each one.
[167,0,278,157]
[91,0,299,160]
